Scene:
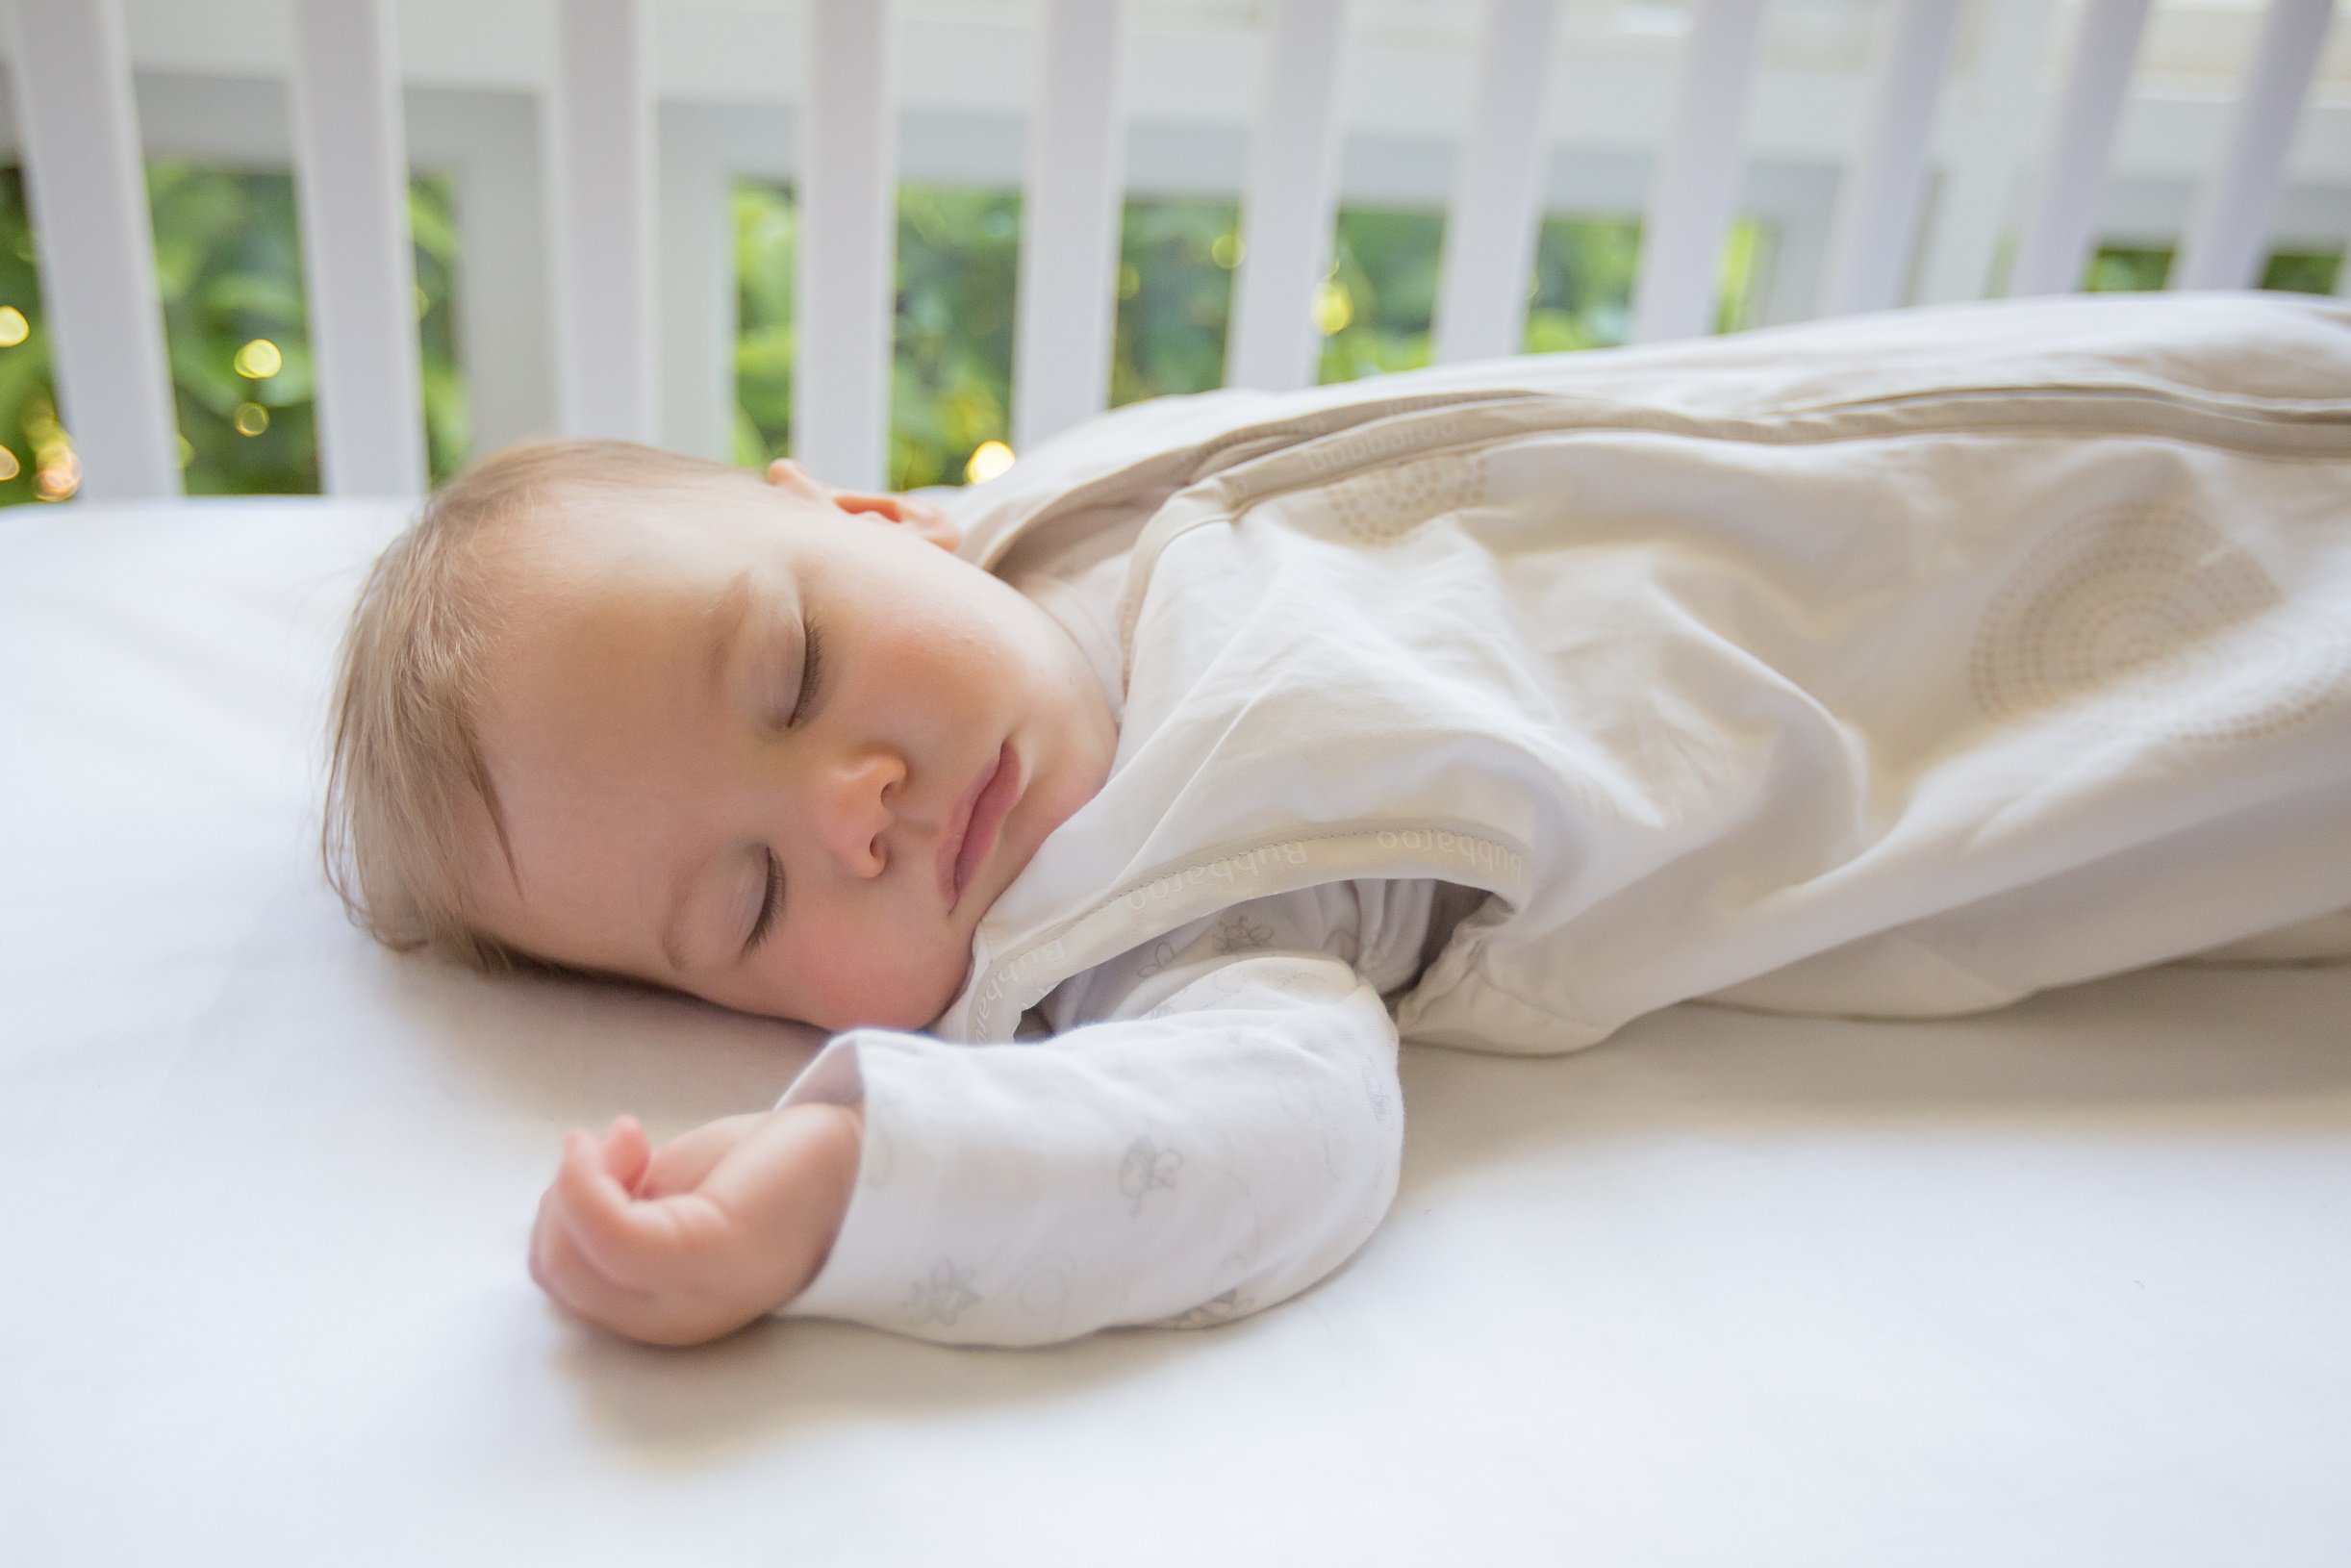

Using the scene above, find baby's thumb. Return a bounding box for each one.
[599,1114,653,1196]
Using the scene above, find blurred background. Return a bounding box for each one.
[0,0,2344,506]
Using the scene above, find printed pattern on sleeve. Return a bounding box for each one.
[768,888,1420,1348]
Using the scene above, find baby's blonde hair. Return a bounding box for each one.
[322,437,761,970]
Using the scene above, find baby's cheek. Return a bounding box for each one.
[796,923,967,1032]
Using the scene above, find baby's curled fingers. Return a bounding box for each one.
[538,1195,663,1329]
[531,1176,624,1318]
[555,1130,721,1291]
[637,1113,764,1200]
[596,1115,652,1195]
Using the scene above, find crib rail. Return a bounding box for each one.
[1013,0,1128,449]
[1225,0,1350,396]
[1817,0,1960,317]
[5,0,174,501]
[548,0,656,445]
[794,0,897,492]
[0,0,2344,502]
[2175,0,2338,289]
[291,0,424,496]
[1433,0,1561,365]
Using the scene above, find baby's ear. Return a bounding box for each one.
[764,459,959,552]
[762,458,830,503]
[825,489,962,553]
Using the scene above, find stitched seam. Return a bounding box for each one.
[1114,387,2351,670]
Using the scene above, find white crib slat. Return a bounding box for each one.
[1431,0,1558,366]
[1,0,177,499]
[1225,0,1348,392]
[1629,0,1766,344]
[429,94,558,458]
[2172,0,2337,293]
[548,0,657,443]
[1913,0,2063,305]
[1012,0,1129,451]
[290,0,425,496]
[658,110,739,464]
[2004,0,2151,298]
[794,0,897,491]
[1816,0,1959,317]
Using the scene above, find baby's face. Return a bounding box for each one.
[463,474,1117,1030]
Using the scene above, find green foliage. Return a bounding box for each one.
[736,188,1776,487]
[1318,207,1445,383]
[1110,198,1241,402]
[738,182,1024,492]
[0,162,465,506]
[1524,215,1642,352]
[2085,244,2172,293]
[892,188,1019,491]
[2086,244,2342,295]
[0,165,68,504]
[4,161,2341,510]
[2262,250,2344,294]
[1308,206,1780,375]
[1304,205,1769,384]
[150,162,318,494]
[732,182,797,471]
[409,175,468,485]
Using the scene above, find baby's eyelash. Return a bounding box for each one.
[745,848,782,953]
[790,623,823,727]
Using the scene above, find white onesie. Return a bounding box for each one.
[771,879,1441,1345]
[769,549,1458,1347]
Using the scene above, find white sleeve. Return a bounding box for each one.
[766,898,1404,1348]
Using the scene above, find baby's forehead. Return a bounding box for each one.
[488,477,775,595]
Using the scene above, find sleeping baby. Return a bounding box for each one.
[324,291,2351,1349]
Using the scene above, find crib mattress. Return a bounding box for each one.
[4,497,2347,1566]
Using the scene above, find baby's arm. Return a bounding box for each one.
[534,888,1407,1350]
[528,1100,863,1347]
[770,912,1403,1347]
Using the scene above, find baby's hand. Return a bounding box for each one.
[528,1103,863,1348]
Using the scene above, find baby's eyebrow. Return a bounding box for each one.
[703,569,755,701]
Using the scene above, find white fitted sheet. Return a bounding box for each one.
[4,497,2348,1566]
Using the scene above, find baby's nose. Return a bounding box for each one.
[813,751,905,877]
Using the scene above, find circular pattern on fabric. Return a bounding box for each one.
[1320,450,1487,545]
[1968,506,2349,744]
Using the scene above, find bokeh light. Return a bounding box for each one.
[233,338,282,379]
[1313,281,1353,335]
[34,450,78,501]
[965,440,1015,484]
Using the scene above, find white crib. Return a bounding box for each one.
[0,0,2344,502]
[7,8,2351,1565]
